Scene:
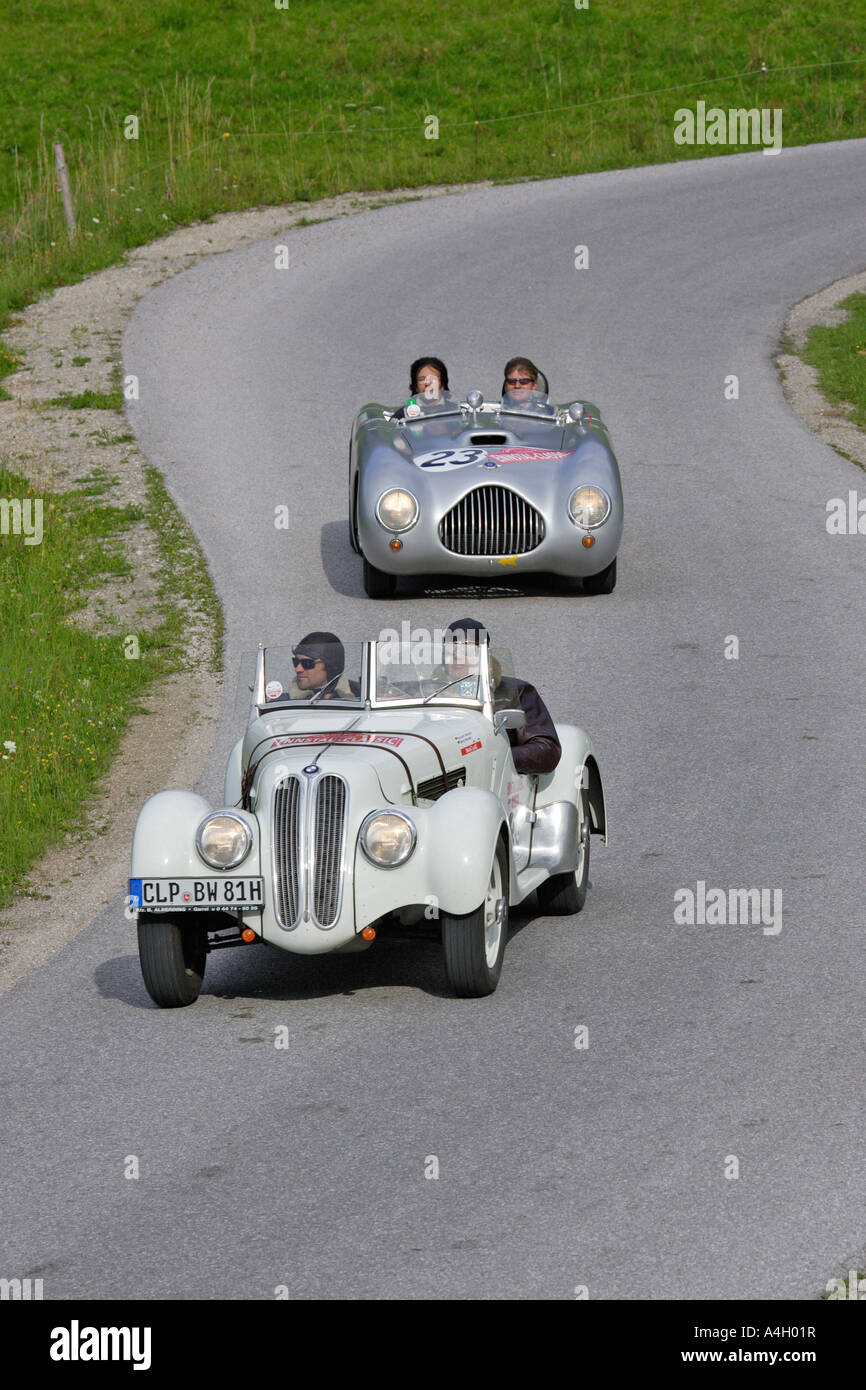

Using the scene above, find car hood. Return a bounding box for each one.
[243,707,492,804]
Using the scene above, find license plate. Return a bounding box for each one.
[129,877,264,912]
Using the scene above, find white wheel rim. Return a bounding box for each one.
[484,856,506,969]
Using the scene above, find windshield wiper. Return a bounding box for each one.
[308,673,344,705]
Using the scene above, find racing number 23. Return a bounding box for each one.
[416,447,486,470]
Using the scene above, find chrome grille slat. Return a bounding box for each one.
[312,775,347,927]
[438,487,545,556]
[273,776,302,928]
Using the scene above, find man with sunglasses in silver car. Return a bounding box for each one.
[501,356,547,403]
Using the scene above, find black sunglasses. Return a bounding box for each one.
[292,655,319,670]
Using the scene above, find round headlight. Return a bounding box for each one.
[569,485,611,529]
[376,489,419,532]
[360,811,417,867]
[195,813,252,870]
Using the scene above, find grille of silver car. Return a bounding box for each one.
[439,486,545,556]
[311,775,347,926]
[273,776,302,928]
[272,772,347,929]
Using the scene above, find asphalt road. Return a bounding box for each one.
[3,140,866,1300]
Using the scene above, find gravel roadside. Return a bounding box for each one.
[0,181,478,993]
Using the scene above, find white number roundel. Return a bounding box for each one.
[414,447,487,471]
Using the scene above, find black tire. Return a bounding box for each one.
[536,788,591,915]
[441,839,509,997]
[349,476,361,554]
[582,555,617,595]
[362,554,397,598]
[138,913,207,1008]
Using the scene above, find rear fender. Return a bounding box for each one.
[536,725,607,843]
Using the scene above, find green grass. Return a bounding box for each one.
[800,291,866,433]
[46,388,124,410]
[0,459,220,909]
[1,0,864,334]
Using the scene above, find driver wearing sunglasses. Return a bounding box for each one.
[501,356,541,403]
[288,631,356,700]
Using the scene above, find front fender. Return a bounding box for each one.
[224,737,244,806]
[130,791,260,878]
[352,788,507,927]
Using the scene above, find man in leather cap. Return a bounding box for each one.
[445,617,561,775]
[289,631,356,700]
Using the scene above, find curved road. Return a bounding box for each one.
[3,140,866,1300]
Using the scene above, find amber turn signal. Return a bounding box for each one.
[361,926,376,940]
[390,538,402,551]
[582,535,595,547]
[241,927,257,943]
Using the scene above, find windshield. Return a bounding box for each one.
[235,642,364,717]
[235,640,520,716]
[374,632,485,705]
[499,387,556,417]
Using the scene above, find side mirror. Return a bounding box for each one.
[493,708,526,734]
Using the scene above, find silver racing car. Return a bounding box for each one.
[349,386,623,597]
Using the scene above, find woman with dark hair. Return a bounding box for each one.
[391,357,450,419]
[410,357,449,394]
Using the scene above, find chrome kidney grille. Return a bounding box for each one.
[439,486,545,556]
[272,773,347,930]
[312,776,347,926]
[273,776,302,927]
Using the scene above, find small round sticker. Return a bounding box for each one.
[266,680,283,700]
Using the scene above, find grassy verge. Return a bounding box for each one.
[0,458,220,909]
[800,291,866,433]
[1,0,864,334]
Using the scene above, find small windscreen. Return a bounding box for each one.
[499,387,556,416]
[399,388,462,419]
[235,642,364,717]
[375,632,485,704]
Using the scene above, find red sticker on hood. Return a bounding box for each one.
[269,732,404,748]
[485,447,570,463]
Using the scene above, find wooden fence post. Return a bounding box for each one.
[53,142,76,243]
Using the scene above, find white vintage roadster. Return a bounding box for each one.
[129,635,607,1006]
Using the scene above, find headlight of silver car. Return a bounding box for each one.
[568,485,611,529]
[195,813,252,870]
[376,489,419,532]
[360,811,417,867]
